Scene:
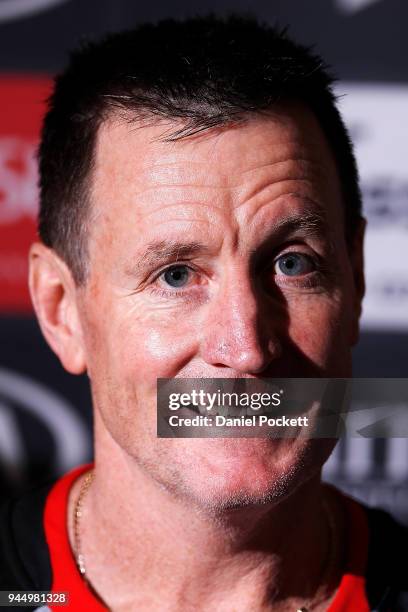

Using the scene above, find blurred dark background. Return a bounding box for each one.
[0,0,407,521]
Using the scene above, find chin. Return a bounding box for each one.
[135,436,336,514]
[164,437,328,513]
[185,469,305,515]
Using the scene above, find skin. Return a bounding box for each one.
[29,103,365,611]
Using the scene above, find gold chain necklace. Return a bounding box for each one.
[73,469,94,577]
[73,472,338,612]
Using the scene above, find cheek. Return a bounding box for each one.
[99,306,200,383]
[286,293,353,370]
[143,325,192,367]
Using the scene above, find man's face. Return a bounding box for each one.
[76,105,364,509]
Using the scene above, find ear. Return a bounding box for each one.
[28,242,87,375]
[349,217,366,346]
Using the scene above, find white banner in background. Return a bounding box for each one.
[336,84,408,331]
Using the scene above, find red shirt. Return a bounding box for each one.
[44,465,370,611]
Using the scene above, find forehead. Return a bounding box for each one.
[94,104,341,185]
[89,104,343,247]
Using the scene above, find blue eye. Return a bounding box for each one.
[162,265,190,287]
[274,253,314,276]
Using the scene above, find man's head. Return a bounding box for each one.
[30,16,365,512]
[37,15,362,285]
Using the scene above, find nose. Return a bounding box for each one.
[199,274,282,374]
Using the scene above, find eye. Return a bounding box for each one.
[161,265,191,288]
[274,252,315,277]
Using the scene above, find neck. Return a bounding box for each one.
[68,420,345,611]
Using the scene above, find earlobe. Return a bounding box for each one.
[28,242,87,375]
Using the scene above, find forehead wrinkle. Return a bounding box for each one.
[133,183,232,199]
[141,156,325,192]
[239,178,318,212]
[133,159,324,212]
[142,160,231,189]
[238,160,330,203]
[238,154,326,178]
[138,137,328,189]
[137,199,231,219]
[131,166,233,207]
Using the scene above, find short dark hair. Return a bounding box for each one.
[38,14,362,284]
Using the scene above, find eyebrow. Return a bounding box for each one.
[124,240,209,277]
[272,210,330,240]
[251,209,335,260]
